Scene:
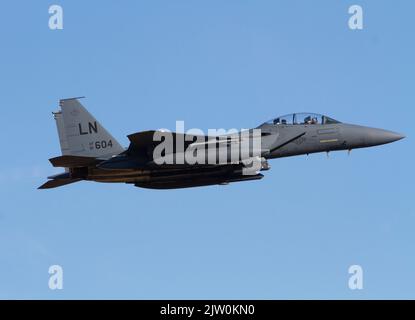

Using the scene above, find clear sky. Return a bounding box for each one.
[0,0,413,299]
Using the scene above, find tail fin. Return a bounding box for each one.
[54,97,124,158]
[53,111,71,155]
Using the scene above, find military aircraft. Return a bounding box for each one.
[39,97,404,190]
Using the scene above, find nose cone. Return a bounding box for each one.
[366,128,405,146]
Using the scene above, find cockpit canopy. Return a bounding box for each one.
[262,113,341,126]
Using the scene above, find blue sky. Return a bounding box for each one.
[0,0,413,299]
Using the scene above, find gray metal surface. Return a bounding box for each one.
[39,101,405,190]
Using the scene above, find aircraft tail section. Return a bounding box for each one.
[53,111,71,156]
[48,155,100,168]
[38,177,82,189]
[54,97,124,159]
[38,172,82,189]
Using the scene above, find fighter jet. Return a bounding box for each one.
[38,97,404,190]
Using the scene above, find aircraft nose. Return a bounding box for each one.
[366,128,405,146]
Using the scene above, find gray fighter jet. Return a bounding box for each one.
[39,98,404,189]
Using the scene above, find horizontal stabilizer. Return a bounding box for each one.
[38,178,82,189]
[49,155,100,168]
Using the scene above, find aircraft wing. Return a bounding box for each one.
[126,130,244,156]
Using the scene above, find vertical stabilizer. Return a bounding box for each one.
[56,97,124,158]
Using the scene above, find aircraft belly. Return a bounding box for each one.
[134,173,264,189]
[88,164,264,188]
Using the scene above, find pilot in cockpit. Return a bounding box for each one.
[304,116,312,124]
[305,116,319,125]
